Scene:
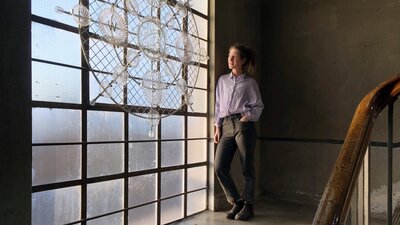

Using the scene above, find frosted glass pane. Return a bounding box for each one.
[161,115,184,139]
[188,140,206,163]
[160,82,182,109]
[189,15,207,40]
[161,196,183,224]
[32,22,81,66]
[126,78,151,108]
[89,38,122,74]
[200,39,208,64]
[161,170,184,198]
[32,145,81,185]
[188,117,207,138]
[87,213,123,225]
[32,61,81,104]
[191,0,208,15]
[87,111,124,142]
[161,141,184,167]
[188,166,207,191]
[189,65,207,89]
[32,186,81,225]
[129,142,157,172]
[191,89,207,113]
[32,0,77,26]
[128,203,157,225]
[32,108,81,143]
[89,73,115,105]
[129,174,157,206]
[87,179,124,217]
[87,144,124,177]
[129,114,157,140]
[187,190,207,215]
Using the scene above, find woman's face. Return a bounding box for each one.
[227,48,245,71]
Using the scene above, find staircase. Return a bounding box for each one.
[313,75,400,225]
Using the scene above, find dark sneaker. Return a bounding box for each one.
[235,203,254,221]
[226,200,244,220]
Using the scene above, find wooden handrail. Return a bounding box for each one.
[313,74,400,225]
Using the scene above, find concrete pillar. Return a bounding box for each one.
[0,1,32,224]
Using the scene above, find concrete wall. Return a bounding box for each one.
[0,0,32,224]
[211,0,263,210]
[259,0,400,205]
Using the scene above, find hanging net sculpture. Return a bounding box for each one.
[56,0,208,136]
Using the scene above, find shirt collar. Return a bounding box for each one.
[229,72,246,81]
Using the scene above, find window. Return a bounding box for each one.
[31,0,209,224]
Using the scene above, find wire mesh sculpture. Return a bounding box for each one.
[56,0,208,136]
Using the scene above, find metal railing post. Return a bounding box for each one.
[388,103,393,225]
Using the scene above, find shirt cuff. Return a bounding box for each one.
[242,112,250,120]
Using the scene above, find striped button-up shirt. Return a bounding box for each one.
[214,73,264,127]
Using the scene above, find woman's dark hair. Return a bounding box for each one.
[229,43,256,75]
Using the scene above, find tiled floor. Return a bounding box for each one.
[174,196,318,225]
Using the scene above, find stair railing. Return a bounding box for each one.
[312,75,400,225]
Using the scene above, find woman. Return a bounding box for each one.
[214,43,264,221]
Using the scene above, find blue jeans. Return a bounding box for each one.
[214,116,257,204]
